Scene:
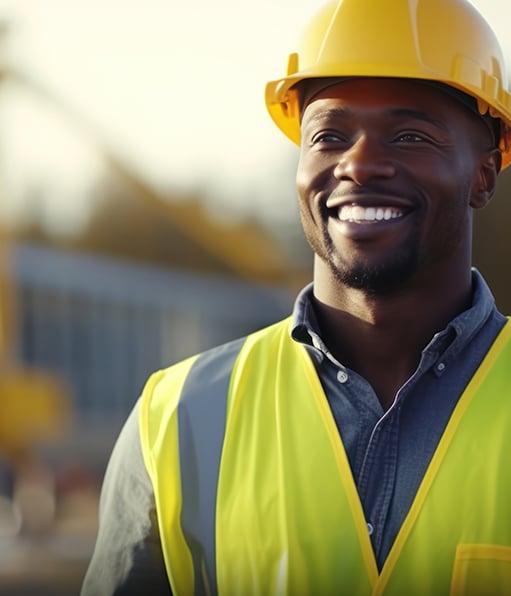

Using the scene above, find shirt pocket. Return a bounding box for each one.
[450,544,511,596]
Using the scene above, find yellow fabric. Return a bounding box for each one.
[139,355,199,596]
[377,320,511,595]
[450,545,511,596]
[141,318,511,595]
[216,318,377,595]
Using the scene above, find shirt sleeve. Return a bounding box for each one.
[81,399,172,595]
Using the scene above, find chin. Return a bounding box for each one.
[329,252,420,296]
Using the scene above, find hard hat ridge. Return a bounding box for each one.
[265,0,511,168]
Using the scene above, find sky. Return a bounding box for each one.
[0,0,510,235]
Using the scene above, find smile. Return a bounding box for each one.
[338,205,405,223]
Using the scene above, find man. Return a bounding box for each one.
[82,0,511,594]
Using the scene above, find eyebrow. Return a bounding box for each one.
[387,108,448,129]
[304,107,448,131]
[304,107,350,125]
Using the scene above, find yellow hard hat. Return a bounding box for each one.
[265,0,511,168]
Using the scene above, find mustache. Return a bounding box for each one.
[329,185,406,199]
[328,185,423,206]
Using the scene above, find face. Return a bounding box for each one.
[296,78,497,295]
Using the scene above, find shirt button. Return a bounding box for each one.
[337,370,348,384]
[437,362,446,372]
[367,522,374,536]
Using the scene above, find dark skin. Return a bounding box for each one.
[296,78,501,409]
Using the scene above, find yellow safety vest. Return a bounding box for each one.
[140,317,511,596]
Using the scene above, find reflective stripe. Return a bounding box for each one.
[178,337,245,596]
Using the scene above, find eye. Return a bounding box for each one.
[310,130,347,145]
[394,131,433,143]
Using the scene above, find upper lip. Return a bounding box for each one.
[325,193,415,211]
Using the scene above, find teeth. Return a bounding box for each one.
[338,205,404,222]
[365,207,376,221]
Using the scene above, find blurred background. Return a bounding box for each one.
[0,0,510,593]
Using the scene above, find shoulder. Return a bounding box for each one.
[144,317,294,402]
[138,317,292,450]
[139,317,293,424]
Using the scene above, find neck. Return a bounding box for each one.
[312,258,473,409]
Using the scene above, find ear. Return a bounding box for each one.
[469,148,502,209]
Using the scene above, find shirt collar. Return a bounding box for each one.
[291,269,498,365]
[428,269,498,367]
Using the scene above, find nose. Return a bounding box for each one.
[333,135,396,185]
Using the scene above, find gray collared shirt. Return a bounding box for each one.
[82,269,506,594]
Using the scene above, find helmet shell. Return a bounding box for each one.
[265,0,511,167]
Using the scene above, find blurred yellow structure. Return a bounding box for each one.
[0,234,82,596]
[0,367,69,459]
[0,234,70,460]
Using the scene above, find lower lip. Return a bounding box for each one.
[329,213,411,240]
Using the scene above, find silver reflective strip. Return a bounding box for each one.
[178,337,245,596]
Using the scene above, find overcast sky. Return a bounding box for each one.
[0,0,509,233]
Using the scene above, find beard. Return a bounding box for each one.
[302,215,421,296]
[326,239,420,295]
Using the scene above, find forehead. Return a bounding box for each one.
[301,78,471,124]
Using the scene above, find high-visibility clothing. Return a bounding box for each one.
[140,317,511,595]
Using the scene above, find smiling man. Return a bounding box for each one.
[298,79,497,293]
[295,77,502,409]
[83,1,511,594]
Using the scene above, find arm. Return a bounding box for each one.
[81,400,172,595]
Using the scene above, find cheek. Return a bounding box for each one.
[416,147,478,193]
[295,156,316,219]
[422,179,473,259]
[295,151,312,198]
[295,154,329,248]
[296,151,333,206]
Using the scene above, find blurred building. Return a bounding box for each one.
[0,52,309,592]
